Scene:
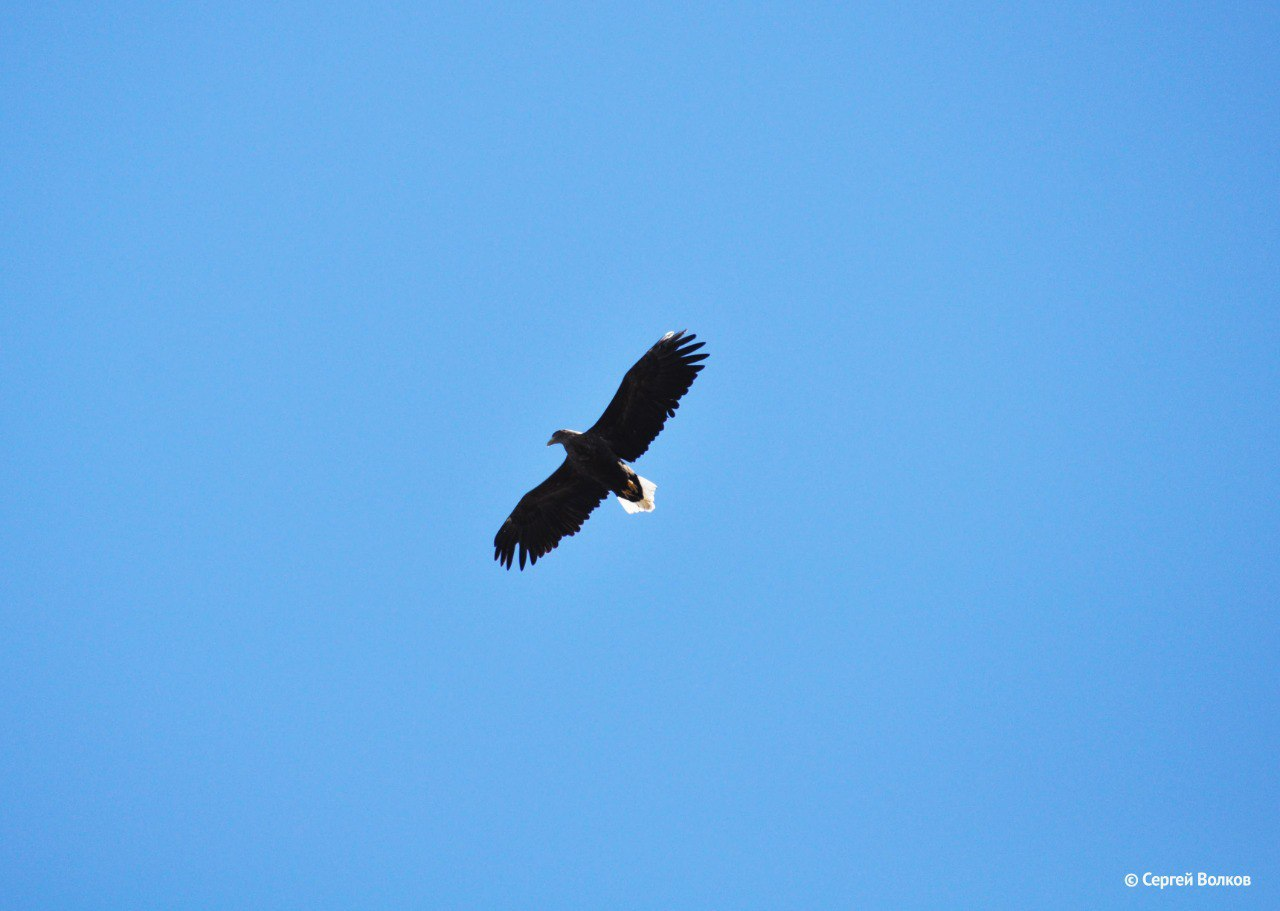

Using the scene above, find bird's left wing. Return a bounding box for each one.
[494,459,610,570]
[586,330,708,462]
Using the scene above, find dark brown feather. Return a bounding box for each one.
[493,459,609,570]
[586,330,708,462]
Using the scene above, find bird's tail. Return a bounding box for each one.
[618,475,657,514]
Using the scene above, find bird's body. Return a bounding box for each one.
[548,429,653,510]
[494,330,707,570]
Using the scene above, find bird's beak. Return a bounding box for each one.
[546,438,555,446]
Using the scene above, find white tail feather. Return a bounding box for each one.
[618,475,657,514]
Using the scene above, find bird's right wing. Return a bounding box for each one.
[494,459,609,570]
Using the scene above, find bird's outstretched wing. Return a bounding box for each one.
[586,330,708,462]
[494,460,609,570]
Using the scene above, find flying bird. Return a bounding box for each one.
[494,330,708,570]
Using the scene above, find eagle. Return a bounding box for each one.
[494,330,708,570]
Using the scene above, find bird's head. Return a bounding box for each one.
[547,429,578,447]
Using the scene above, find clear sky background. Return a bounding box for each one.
[2,3,1277,909]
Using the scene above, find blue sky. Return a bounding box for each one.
[2,3,1277,908]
